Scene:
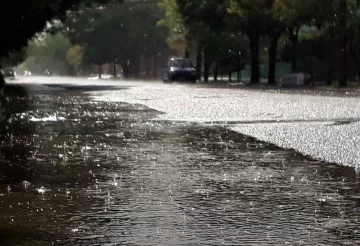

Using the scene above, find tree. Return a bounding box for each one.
[24,32,72,75]
[158,0,190,72]
[66,1,168,78]
[274,0,359,87]
[176,0,240,82]
[227,0,275,84]
[349,1,360,81]
[217,33,248,81]
[0,0,122,86]
[160,0,250,83]
[313,0,357,87]
[66,45,85,74]
[273,0,320,73]
[157,0,186,42]
[339,0,349,87]
[165,0,360,87]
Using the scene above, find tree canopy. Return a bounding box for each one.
[4,0,360,88]
[0,0,124,86]
[0,0,123,64]
[65,1,168,78]
[155,0,360,87]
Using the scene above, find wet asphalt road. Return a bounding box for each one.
[0,77,359,245]
[88,78,360,168]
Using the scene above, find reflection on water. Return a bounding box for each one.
[0,84,359,245]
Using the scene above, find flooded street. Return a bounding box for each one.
[1,79,360,245]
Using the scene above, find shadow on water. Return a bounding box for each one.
[0,85,46,245]
[0,85,34,184]
[0,82,359,245]
[44,84,127,92]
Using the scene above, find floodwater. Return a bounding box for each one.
[0,83,359,245]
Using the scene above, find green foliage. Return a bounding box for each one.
[66,45,85,69]
[227,0,275,32]
[22,33,72,75]
[273,0,318,26]
[158,0,185,40]
[0,0,120,65]
[176,0,227,43]
[65,1,168,77]
[4,0,360,86]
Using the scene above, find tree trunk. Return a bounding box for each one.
[268,34,280,84]
[214,62,219,82]
[326,27,335,86]
[292,42,297,73]
[203,51,210,83]
[153,57,158,78]
[349,42,360,83]
[326,53,334,86]
[289,28,300,73]
[0,71,5,88]
[228,72,232,82]
[339,39,348,88]
[113,62,117,78]
[122,61,130,79]
[291,39,298,73]
[129,59,136,78]
[185,49,190,59]
[98,64,102,79]
[249,34,260,84]
[196,47,202,81]
[237,71,241,82]
[0,72,4,124]
[339,0,348,88]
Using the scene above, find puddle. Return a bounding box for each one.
[0,83,359,245]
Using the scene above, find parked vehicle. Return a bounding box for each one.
[163,58,197,83]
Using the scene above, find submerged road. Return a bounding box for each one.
[0,76,359,245]
[88,78,360,168]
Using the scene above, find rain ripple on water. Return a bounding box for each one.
[0,85,359,245]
